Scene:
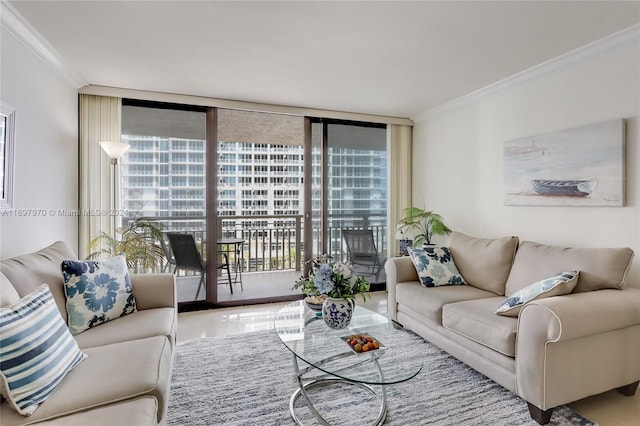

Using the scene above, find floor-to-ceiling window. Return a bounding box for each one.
[119,100,389,307]
[214,109,305,303]
[310,120,388,285]
[120,100,208,304]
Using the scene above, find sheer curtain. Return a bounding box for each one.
[388,124,412,257]
[78,95,121,258]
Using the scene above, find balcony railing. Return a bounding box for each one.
[126,213,387,275]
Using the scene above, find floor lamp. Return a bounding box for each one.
[99,141,130,236]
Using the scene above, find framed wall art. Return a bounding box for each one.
[503,119,625,207]
[0,101,16,209]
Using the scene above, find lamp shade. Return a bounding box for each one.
[99,141,130,159]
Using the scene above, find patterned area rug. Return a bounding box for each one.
[168,330,597,426]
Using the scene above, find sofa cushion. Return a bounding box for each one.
[496,271,579,317]
[1,272,20,307]
[448,232,519,296]
[443,297,518,357]
[0,285,86,416]
[407,246,466,287]
[0,241,77,321]
[74,307,176,349]
[22,396,158,426]
[61,256,137,335]
[0,336,171,425]
[395,281,496,325]
[504,241,634,295]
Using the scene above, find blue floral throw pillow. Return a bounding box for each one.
[407,246,467,287]
[495,271,579,317]
[61,255,137,335]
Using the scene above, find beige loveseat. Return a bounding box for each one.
[386,231,640,425]
[0,241,177,425]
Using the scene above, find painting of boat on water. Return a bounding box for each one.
[504,119,625,206]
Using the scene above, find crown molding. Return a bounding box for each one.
[1,0,86,88]
[414,23,640,122]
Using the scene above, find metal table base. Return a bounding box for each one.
[288,353,388,426]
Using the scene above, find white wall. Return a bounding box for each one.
[0,27,79,257]
[413,41,640,288]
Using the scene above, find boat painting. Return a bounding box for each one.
[504,119,625,207]
[530,180,597,197]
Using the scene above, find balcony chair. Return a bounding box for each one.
[342,229,386,282]
[167,232,233,300]
[160,235,176,273]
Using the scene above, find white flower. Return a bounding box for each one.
[333,262,352,279]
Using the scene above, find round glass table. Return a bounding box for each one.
[274,300,423,425]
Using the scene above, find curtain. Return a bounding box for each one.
[78,95,121,259]
[387,124,412,257]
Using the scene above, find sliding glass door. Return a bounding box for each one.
[120,101,208,304]
[213,109,305,303]
[310,120,388,285]
[119,100,388,307]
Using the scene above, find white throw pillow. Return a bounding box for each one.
[0,284,87,416]
[496,271,579,317]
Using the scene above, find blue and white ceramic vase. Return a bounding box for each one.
[399,239,412,256]
[322,297,355,329]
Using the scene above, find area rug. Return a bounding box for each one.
[167,330,597,426]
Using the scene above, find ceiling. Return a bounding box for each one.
[7,1,640,119]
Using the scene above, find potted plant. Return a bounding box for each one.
[293,255,370,329]
[87,216,165,273]
[397,207,452,247]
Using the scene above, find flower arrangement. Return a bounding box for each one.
[293,255,370,302]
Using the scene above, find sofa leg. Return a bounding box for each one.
[617,381,639,397]
[527,402,554,425]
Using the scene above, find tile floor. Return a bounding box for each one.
[176,292,639,426]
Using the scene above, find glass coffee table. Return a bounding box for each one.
[274,301,423,425]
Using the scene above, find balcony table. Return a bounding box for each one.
[216,238,245,291]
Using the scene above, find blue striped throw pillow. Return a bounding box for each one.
[0,284,87,416]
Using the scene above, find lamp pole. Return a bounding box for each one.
[99,141,130,236]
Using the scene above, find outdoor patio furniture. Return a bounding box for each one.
[167,232,233,299]
[342,228,385,281]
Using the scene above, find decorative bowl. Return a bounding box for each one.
[304,295,327,311]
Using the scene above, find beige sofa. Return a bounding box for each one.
[0,241,177,425]
[386,231,640,425]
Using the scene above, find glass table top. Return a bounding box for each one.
[274,300,423,385]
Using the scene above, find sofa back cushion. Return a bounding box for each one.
[448,232,519,296]
[1,272,20,307]
[0,241,77,321]
[505,241,634,295]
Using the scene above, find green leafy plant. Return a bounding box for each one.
[397,207,451,246]
[88,216,165,272]
[293,255,370,302]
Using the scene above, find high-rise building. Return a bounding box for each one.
[119,130,387,261]
[120,136,386,222]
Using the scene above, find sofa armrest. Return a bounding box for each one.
[385,256,418,320]
[515,288,640,409]
[130,273,177,310]
[518,288,640,343]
